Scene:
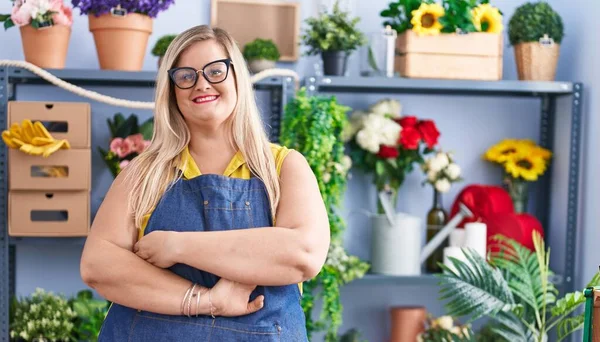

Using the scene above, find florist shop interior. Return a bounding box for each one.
[0,0,599,341]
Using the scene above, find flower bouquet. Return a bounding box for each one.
[0,0,73,68]
[484,138,552,213]
[417,314,474,342]
[379,0,504,80]
[99,113,153,178]
[344,98,440,210]
[422,150,462,193]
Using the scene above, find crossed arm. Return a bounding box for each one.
[80,150,329,314]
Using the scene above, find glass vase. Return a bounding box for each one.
[506,177,529,213]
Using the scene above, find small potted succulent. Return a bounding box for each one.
[0,0,73,69]
[152,34,177,68]
[242,38,280,73]
[300,0,366,76]
[509,1,564,81]
[70,0,175,71]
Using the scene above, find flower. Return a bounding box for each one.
[109,137,132,158]
[377,145,399,159]
[417,120,440,148]
[8,0,73,28]
[445,163,461,180]
[484,138,523,163]
[399,126,421,150]
[435,315,455,330]
[423,151,462,192]
[435,178,451,193]
[472,4,504,33]
[356,129,380,154]
[504,152,546,181]
[411,3,445,36]
[369,98,402,118]
[71,0,175,18]
[484,138,552,182]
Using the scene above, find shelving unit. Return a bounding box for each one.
[0,66,296,342]
[305,75,583,297]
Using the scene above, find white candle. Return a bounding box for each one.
[464,222,487,258]
[443,247,468,273]
[449,228,466,247]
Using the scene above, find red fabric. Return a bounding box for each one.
[450,184,544,252]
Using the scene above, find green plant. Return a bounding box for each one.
[508,2,564,46]
[419,314,475,341]
[243,38,280,61]
[300,0,367,55]
[151,34,177,57]
[280,88,370,342]
[437,231,600,342]
[9,288,78,341]
[380,0,435,34]
[69,290,110,342]
[339,328,367,342]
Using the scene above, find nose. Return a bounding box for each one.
[194,72,212,91]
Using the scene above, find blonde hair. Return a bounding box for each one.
[124,25,280,229]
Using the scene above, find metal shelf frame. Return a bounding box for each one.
[0,66,296,342]
[305,75,584,296]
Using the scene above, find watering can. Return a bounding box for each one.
[367,191,474,276]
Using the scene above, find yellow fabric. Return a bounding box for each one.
[138,143,302,293]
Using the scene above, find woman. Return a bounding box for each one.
[80,25,330,341]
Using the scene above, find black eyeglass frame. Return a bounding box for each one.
[168,58,233,89]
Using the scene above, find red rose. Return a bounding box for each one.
[377,145,399,159]
[398,126,421,150]
[396,116,418,128]
[417,120,440,148]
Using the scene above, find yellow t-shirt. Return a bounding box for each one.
[138,143,302,293]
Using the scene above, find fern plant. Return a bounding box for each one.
[437,231,600,342]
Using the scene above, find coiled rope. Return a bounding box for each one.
[0,60,300,110]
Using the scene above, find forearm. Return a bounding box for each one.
[81,237,211,316]
[175,227,317,286]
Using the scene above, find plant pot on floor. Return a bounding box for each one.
[88,13,153,71]
[19,24,71,69]
[248,59,276,74]
[514,40,560,81]
[321,51,349,76]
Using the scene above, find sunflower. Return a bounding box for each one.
[472,4,503,33]
[504,153,547,181]
[484,139,525,163]
[519,139,553,160]
[411,3,445,36]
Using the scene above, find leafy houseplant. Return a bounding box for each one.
[71,0,175,71]
[0,0,73,69]
[99,113,153,178]
[300,0,366,76]
[69,290,110,342]
[243,38,280,74]
[509,1,564,81]
[280,88,370,342]
[151,34,176,68]
[483,138,552,213]
[437,231,600,342]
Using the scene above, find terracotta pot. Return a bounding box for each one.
[514,42,560,81]
[19,24,70,69]
[389,306,426,342]
[88,13,153,71]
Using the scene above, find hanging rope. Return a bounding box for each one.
[0,60,300,110]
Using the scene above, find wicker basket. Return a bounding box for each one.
[514,42,560,81]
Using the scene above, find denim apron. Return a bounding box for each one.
[98,174,308,342]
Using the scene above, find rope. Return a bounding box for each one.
[0,60,300,110]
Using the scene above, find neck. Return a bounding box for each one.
[432,189,443,209]
[187,122,236,157]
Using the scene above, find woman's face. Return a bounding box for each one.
[171,39,237,128]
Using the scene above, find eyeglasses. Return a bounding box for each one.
[168,58,232,89]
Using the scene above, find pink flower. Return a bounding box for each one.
[119,160,130,170]
[11,1,32,27]
[109,137,133,158]
[124,133,149,154]
[52,3,73,26]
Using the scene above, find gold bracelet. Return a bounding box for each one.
[187,283,197,318]
[208,288,216,319]
[181,284,193,316]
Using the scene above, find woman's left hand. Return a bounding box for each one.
[134,231,180,268]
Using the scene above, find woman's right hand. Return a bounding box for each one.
[208,278,264,317]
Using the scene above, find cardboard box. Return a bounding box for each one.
[8,191,89,237]
[9,148,91,190]
[8,101,91,149]
[395,31,503,80]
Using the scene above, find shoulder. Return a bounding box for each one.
[270,143,295,175]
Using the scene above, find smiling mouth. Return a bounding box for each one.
[192,95,219,104]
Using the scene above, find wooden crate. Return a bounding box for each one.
[395,31,503,80]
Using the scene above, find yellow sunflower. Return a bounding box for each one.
[484,139,525,164]
[504,153,547,181]
[472,4,503,33]
[411,3,445,36]
[518,139,553,160]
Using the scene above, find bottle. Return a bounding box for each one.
[425,189,448,273]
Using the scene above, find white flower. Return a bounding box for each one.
[435,178,451,193]
[342,110,367,142]
[437,315,454,330]
[450,326,462,335]
[356,129,380,154]
[27,321,34,331]
[341,155,352,171]
[427,170,437,182]
[380,120,402,146]
[369,99,402,118]
[322,172,331,183]
[363,113,387,132]
[416,333,424,342]
[19,331,29,340]
[429,152,450,172]
[445,163,461,180]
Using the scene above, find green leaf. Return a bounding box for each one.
[139,118,154,140]
[556,314,584,341]
[367,46,379,72]
[114,114,139,138]
[375,160,385,176]
[4,18,14,30]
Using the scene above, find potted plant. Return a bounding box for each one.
[70,0,175,71]
[0,0,73,69]
[151,34,176,68]
[300,0,366,76]
[508,2,564,81]
[380,0,504,80]
[437,231,600,342]
[243,38,280,74]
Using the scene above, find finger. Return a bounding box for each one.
[246,295,264,314]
